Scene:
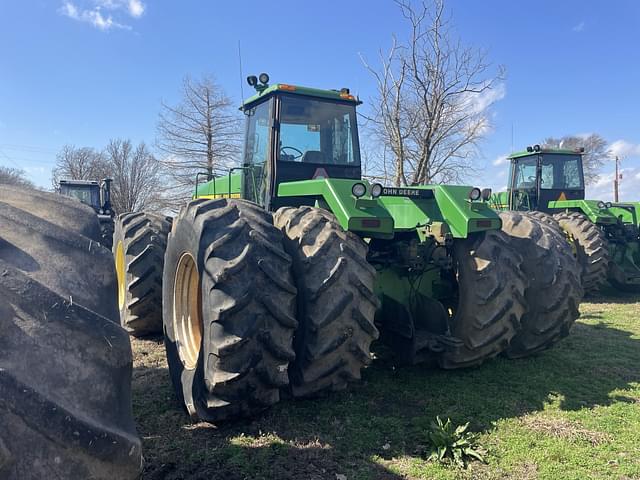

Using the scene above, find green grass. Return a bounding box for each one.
[131,288,640,479]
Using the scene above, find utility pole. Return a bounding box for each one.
[614,156,620,202]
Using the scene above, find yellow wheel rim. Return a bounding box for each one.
[173,252,202,370]
[115,241,126,310]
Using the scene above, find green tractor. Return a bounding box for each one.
[59,178,115,248]
[491,145,640,293]
[114,76,581,422]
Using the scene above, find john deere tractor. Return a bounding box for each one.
[491,145,640,293]
[59,178,115,248]
[114,75,581,422]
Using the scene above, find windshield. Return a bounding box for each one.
[540,154,584,189]
[60,185,100,208]
[278,95,360,166]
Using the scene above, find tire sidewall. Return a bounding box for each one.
[162,210,207,419]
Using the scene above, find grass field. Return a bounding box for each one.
[132,288,640,480]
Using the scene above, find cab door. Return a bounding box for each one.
[242,98,274,207]
[509,156,539,210]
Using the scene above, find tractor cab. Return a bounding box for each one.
[59,178,113,216]
[239,74,362,210]
[507,146,585,211]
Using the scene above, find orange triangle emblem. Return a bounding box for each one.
[557,192,567,201]
[312,168,329,179]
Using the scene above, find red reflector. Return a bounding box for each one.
[476,220,493,228]
[361,219,381,228]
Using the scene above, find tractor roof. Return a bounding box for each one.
[242,83,362,109]
[508,147,584,160]
[59,179,100,186]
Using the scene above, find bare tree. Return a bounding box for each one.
[0,166,35,188]
[543,134,609,185]
[51,145,108,189]
[361,0,505,186]
[104,139,163,213]
[156,75,242,206]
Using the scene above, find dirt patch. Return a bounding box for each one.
[520,415,612,446]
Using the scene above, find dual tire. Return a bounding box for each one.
[161,200,378,421]
[438,211,582,367]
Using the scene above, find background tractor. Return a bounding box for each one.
[491,145,640,293]
[59,177,115,248]
[114,75,581,422]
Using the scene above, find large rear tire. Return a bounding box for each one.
[553,211,609,295]
[1,184,102,242]
[499,212,583,358]
[114,212,171,336]
[439,229,527,369]
[0,187,142,480]
[273,206,379,398]
[163,198,297,422]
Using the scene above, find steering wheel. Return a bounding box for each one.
[280,146,304,160]
[528,175,537,183]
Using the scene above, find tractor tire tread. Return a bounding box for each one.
[273,206,379,398]
[113,212,171,336]
[163,198,297,422]
[499,211,583,358]
[553,211,610,294]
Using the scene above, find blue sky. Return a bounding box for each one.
[1,0,639,200]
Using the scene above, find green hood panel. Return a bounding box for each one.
[277,179,500,239]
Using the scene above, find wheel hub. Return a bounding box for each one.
[173,252,202,370]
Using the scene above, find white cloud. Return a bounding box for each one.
[127,0,145,17]
[608,139,640,159]
[94,0,145,17]
[61,1,78,17]
[60,1,129,30]
[59,0,146,31]
[587,166,640,201]
[465,82,506,116]
[492,153,509,166]
[572,21,585,33]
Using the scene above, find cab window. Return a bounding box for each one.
[278,95,360,165]
[540,154,584,190]
[514,157,537,189]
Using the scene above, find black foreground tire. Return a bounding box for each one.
[0,183,102,242]
[0,187,142,480]
[439,229,527,369]
[554,212,610,295]
[163,198,297,422]
[499,212,583,358]
[114,212,171,336]
[273,206,380,398]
